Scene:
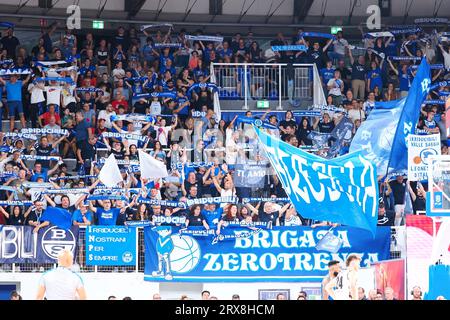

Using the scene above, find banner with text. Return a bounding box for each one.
[85,226,137,266]
[233,163,268,188]
[144,226,391,282]
[407,134,441,181]
[0,225,79,264]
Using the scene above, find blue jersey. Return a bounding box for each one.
[320,67,335,85]
[202,207,223,227]
[72,209,93,223]
[96,208,121,225]
[367,68,383,91]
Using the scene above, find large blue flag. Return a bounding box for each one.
[41,206,73,230]
[350,58,431,175]
[350,98,405,175]
[255,127,379,235]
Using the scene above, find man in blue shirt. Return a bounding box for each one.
[0,73,31,130]
[89,199,125,225]
[72,203,92,226]
[201,203,223,228]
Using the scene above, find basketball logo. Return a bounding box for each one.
[169,235,201,273]
[413,156,422,165]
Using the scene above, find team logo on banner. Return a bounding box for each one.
[407,134,441,181]
[41,226,77,259]
[144,226,391,282]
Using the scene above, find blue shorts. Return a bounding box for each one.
[8,101,23,117]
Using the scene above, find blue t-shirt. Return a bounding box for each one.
[142,44,155,61]
[72,209,93,223]
[398,68,410,91]
[79,65,96,76]
[96,207,121,225]
[202,207,223,227]
[6,80,22,101]
[320,67,335,85]
[75,119,90,141]
[176,96,190,115]
[31,169,48,182]
[367,68,383,91]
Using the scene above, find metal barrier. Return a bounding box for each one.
[211,63,324,110]
[1,226,406,274]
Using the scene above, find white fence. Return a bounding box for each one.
[210,62,326,110]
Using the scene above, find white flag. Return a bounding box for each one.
[138,149,168,179]
[98,154,123,187]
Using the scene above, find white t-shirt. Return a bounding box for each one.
[225,128,238,165]
[97,110,116,129]
[62,85,77,106]
[333,38,349,56]
[39,266,84,300]
[284,215,302,226]
[150,101,161,115]
[28,83,45,104]
[155,125,172,147]
[45,86,63,106]
[327,79,343,96]
[442,49,450,69]
[347,108,366,123]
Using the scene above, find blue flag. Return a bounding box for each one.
[350,57,431,175]
[41,207,73,230]
[350,99,405,175]
[255,127,379,235]
[388,57,431,173]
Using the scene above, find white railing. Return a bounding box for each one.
[210,63,326,111]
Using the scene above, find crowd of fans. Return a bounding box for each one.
[0,22,449,232]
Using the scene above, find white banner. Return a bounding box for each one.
[408,134,441,181]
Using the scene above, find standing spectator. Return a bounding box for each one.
[389,175,407,226]
[41,22,58,54]
[0,73,31,130]
[329,31,348,63]
[1,27,20,58]
[348,50,366,100]
[28,78,46,128]
[327,70,344,106]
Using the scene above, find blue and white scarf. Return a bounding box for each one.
[21,128,68,136]
[438,91,450,96]
[185,35,223,42]
[241,197,290,204]
[0,145,14,153]
[0,59,14,66]
[389,27,422,35]
[186,196,238,206]
[101,132,148,143]
[294,111,322,117]
[134,92,177,100]
[35,77,75,84]
[87,195,128,201]
[430,80,450,91]
[111,114,156,123]
[140,23,173,31]
[389,56,421,61]
[299,32,336,40]
[137,197,186,208]
[35,60,71,67]
[154,43,182,48]
[153,215,187,225]
[75,87,104,93]
[415,17,448,24]
[364,31,394,39]
[271,45,307,52]
[187,83,219,97]
[50,175,97,181]
[20,155,60,161]
[212,228,262,245]
[42,188,89,195]
[172,161,214,170]
[179,228,213,237]
[0,68,31,76]
[0,200,33,206]
[424,100,445,105]
[311,104,346,113]
[235,116,278,130]
[21,182,53,189]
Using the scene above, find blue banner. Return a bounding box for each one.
[350,57,431,175]
[350,99,405,174]
[0,225,79,263]
[256,127,378,235]
[144,226,390,282]
[42,207,73,230]
[85,226,136,266]
[233,163,268,188]
[388,58,431,173]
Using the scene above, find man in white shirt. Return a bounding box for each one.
[28,79,46,127]
[36,250,86,300]
[97,103,116,129]
[45,80,63,112]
